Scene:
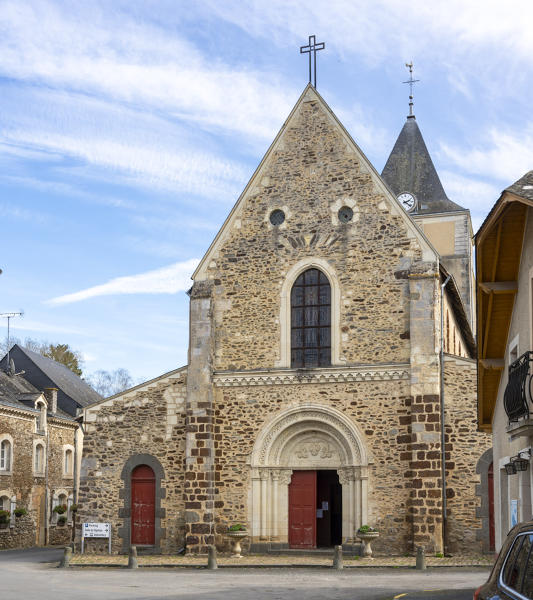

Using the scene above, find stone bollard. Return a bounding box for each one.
[207,545,217,570]
[415,546,426,570]
[128,545,138,569]
[333,545,343,570]
[59,546,72,568]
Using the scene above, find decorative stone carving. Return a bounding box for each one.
[214,365,410,387]
[254,405,367,467]
[278,470,292,486]
[294,441,333,459]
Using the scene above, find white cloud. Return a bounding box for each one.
[439,171,501,215]
[0,87,249,199]
[0,0,297,142]
[205,0,533,99]
[440,126,533,183]
[47,258,200,305]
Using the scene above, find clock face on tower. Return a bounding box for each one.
[397,192,416,212]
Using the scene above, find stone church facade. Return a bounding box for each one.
[77,85,490,555]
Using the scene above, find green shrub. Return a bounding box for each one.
[0,510,10,524]
[228,523,247,532]
[435,552,444,558]
[53,504,67,515]
[14,507,27,518]
[57,515,67,525]
[70,504,79,513]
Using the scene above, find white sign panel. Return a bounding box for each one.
[83,522,110,538]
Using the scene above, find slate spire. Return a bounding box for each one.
[381,116,465,214]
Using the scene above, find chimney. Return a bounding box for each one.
[43,388,58,414]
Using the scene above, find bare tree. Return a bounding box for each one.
[86,368,134,397]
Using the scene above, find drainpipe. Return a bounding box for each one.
[44,418,50,546]
[440,274,451,555]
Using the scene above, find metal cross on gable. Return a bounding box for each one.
[300,35,325,88]
[403,62,420,118]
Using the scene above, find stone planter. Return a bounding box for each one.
[356,531,379,558]
[226,531,248,558]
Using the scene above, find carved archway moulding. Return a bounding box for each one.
[251,403,368,468]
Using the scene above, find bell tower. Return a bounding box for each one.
[381,69,474,325]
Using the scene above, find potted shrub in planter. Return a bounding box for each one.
[53,504,67,516]
[356,525,379,558]
[14,507,27,518]
[70,504,79,513]
[226,524,248,558]
[57,516,67,527]
[0,509,10,529]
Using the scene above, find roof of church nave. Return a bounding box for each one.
[381,115,466,216]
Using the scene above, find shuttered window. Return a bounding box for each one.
[291,268,331,368]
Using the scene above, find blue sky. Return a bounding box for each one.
[1,0,532,382]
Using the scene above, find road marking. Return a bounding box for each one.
[393,595,408,599]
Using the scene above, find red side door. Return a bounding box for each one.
[131,465,155,545]
[289,470,316,548]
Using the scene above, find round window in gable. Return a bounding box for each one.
[269,209,285,226]
[338,206,353,223]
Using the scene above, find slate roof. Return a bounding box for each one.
[0,344,101,415]
[381,117,465,215]
[0,371,75,422]
[475,170,533,240]
[0,370,41,412]
[505,170,533,202]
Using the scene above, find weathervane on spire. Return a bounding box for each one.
[300,35,325,88]
[403,62,420,118]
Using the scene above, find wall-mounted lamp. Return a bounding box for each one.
[505,461,517,475]
[514,449,531,472]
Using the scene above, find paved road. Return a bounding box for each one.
[0,548,487,600]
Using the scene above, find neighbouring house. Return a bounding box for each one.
[476,170,533,551]
[77,84,490,556]
[0,344,101,418]
[0,370,80,549]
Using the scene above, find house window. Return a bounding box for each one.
[35,401,46,433]
[0,437,12,472]
[34,443,45,475]
[291,268,331,368]
[0,495,9,511]
[64,447,73,477]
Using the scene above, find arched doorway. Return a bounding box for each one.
[131,465,155,546]
[250,404,368,549]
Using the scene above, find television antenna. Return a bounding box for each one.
[1,311,24,374]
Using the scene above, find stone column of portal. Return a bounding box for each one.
[271,470,280,539]
[184,280,215,554]
[354,467,362,534]
[259,469,269,539]
[407,264,442,554]
[338,468,354,542]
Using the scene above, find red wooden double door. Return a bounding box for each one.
[289,470,342,549]
[131,465,155,546]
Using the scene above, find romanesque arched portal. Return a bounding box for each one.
[250,403,368,546]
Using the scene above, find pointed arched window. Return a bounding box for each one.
[291,268,331,368]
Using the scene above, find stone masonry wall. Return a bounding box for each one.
[203,93,423,371]
[77,370,187,554]
[212,380,414,555]
[443,356,491,553]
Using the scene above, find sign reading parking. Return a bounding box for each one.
[81,522,112,554]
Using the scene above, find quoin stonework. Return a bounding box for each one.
[77,85,490,556]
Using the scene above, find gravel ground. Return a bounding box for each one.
[69,552,495,568]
